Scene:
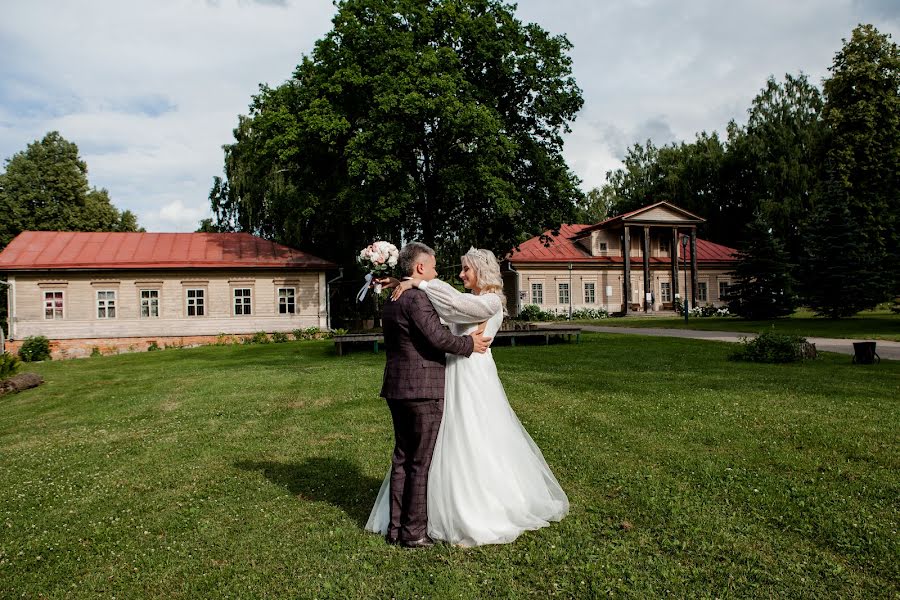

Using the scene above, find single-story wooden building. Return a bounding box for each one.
[504,202,738,316]
[0,231,335,358]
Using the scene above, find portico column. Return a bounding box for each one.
[642,226,650,312]
[622,227,631,315]
[671,227,679,302]
[690,228,698,307]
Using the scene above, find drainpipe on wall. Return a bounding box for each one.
[325,268,344,330]
[503,260,519,316]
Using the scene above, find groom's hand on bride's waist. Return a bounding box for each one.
[471,322,492,353]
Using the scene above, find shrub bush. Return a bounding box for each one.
[0,352,20,379]
[251,331,270,344]
[90,347,102,358]
[518,304,554,322]
[271,331,289,343]
[571,307,609,320]
[729,330,809,363]
[683,304,730,318]
[147,341,160,352]
[18,336,51,362]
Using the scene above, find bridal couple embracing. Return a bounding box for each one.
[365,242,568,548]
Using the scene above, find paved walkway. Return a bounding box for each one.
[542,324,900,361]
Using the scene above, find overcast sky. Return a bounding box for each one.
[1,0,898,232]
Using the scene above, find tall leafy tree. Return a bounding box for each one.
[574,186,614,224]
[819,24,900,303]
[725,215,797,319]
[605,74,825,253]
[605,133,731,243]
[730,74,826,265]
[0,131,141,248]
[0,131,142,335]
[212,0,584,265]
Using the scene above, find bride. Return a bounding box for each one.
[365,247,569,546]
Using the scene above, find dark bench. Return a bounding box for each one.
[333,327,581,356]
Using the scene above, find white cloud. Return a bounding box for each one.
[1,0,898,227]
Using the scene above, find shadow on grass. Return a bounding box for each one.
[235,457,383,527]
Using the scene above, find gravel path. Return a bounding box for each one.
[540,324,900,361]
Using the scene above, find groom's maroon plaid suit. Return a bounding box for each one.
[380,288,474,543]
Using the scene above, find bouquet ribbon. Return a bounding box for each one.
[356,273,378,303]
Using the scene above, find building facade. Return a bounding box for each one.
[505,202,738,316]
[0,231,335,358]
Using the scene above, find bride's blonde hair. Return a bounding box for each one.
[462,247,507,314]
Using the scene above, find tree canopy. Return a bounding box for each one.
[725,215,797,320]
[0,131,142,335]
[0,131,142,249]
[601,25,899,317]
[817,24,900,306]
[209,0,584,265]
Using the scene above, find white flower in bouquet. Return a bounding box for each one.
[356,240,399,301]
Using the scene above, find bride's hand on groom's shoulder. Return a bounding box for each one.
[390,278,418,301]
[376,276,400,289]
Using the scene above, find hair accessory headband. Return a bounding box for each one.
[465,247,490,265]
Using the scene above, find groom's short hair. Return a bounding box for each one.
[398,242,435,276]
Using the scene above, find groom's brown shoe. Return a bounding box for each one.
[400,536,434,549]
[385,534,399,546]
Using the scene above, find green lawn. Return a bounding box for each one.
[1,337,898,598]
[576,308,900,341]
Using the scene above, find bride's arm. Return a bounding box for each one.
[417,279,502,323]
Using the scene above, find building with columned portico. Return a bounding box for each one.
[503,201,738,316]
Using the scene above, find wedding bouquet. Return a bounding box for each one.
[356,241,399,301]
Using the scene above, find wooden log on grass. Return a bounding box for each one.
[0,373,44,395]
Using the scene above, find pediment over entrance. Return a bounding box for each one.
[620,202,704,225]
[573,201,704,240]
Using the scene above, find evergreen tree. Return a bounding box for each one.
[801,176,884,318]
[726,215,797,319]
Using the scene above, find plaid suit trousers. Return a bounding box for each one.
[386,397,444,541]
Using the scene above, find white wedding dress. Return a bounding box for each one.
[365,279,569,546]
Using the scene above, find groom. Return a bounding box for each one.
[380,242,491,548]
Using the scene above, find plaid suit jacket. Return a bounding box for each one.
[380,288,474,400]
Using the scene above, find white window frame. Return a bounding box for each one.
[558,283,570,305]
[278,287,296,315]
[233,288,252,316]
[660,282,672,303]
[96,290,117,319]
[719,281,731,300]
[186,288,205,317]
[140,289,160,318]
[530,282,543,305]
[698,282,708,302]
[584,282,595,304]
[43,291,64,320]
[597,241,608,253]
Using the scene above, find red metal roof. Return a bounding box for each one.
[0,231,336,271]
[509,226,737,264]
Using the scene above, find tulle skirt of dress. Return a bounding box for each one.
[365,350,569,546]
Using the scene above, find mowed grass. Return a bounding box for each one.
[0,336,898,599]
[578,308,900,341]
